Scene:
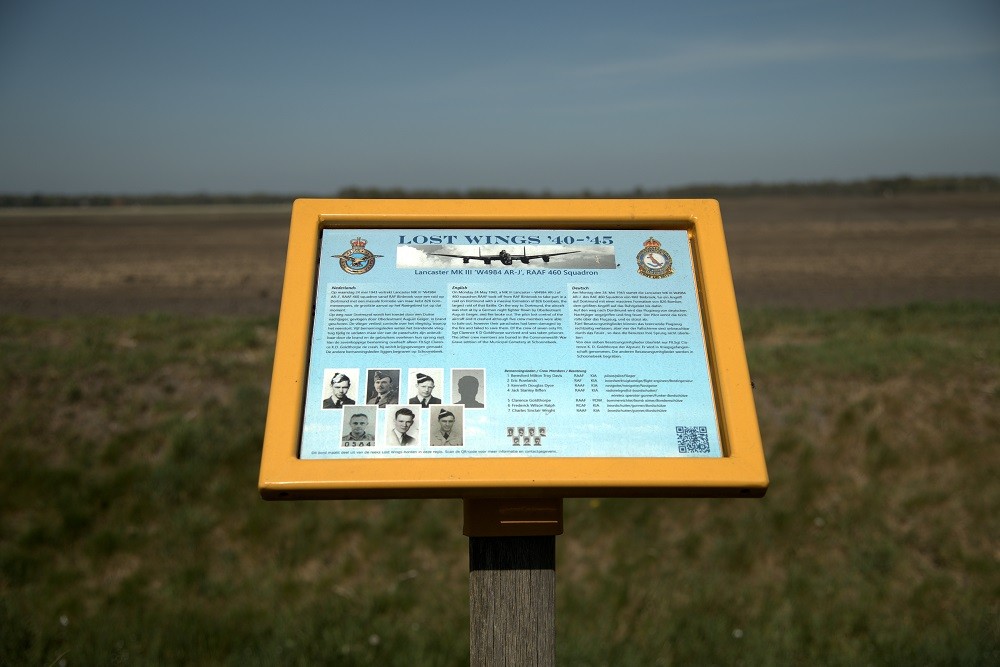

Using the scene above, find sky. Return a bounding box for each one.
[1,0,998,194]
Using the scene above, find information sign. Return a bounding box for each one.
[260,199,767,499]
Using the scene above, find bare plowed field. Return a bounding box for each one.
[1,195,998,316]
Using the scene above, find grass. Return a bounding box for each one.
[1,304,998,665]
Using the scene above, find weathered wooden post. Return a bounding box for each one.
[465,498,562,666]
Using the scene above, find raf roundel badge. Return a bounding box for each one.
[636,237,674,279]
[338,237,383,275]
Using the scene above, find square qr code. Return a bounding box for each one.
[676,426,710,453]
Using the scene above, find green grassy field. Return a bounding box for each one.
[1,304,997,665]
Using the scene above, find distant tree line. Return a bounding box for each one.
[663,175,1000,198]
[2,175,997,208]
[0,192,304,208]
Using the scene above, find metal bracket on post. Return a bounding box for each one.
[463,497,564,537]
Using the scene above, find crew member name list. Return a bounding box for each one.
[506,369,693,414]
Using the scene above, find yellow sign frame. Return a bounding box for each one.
[259,199,767,499]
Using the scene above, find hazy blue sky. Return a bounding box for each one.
[1,0,998,193]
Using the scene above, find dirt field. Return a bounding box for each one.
[1,194,998,316]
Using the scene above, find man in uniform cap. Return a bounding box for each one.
[409,372,441,407]
[367,370,399,407]
[430,408,463,446]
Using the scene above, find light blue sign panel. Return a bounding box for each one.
[300,228,721,459]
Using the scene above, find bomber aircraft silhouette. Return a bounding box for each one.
[430,247,580,266]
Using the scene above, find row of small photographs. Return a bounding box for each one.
[321,368,486,410]
[336,405,465,447]
[508,426,547,447]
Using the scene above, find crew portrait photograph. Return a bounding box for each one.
[429,406,464,447]
[321,369,358,409]
[407,369,443,407]
[452,369,486,409]
[365,368,400,407]
[341,407,376,446]
[385,407,419,446]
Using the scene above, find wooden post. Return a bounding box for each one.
[464,499,563,667]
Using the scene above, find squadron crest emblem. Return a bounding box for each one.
[636,237,673,279]
[338,237,383,275]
